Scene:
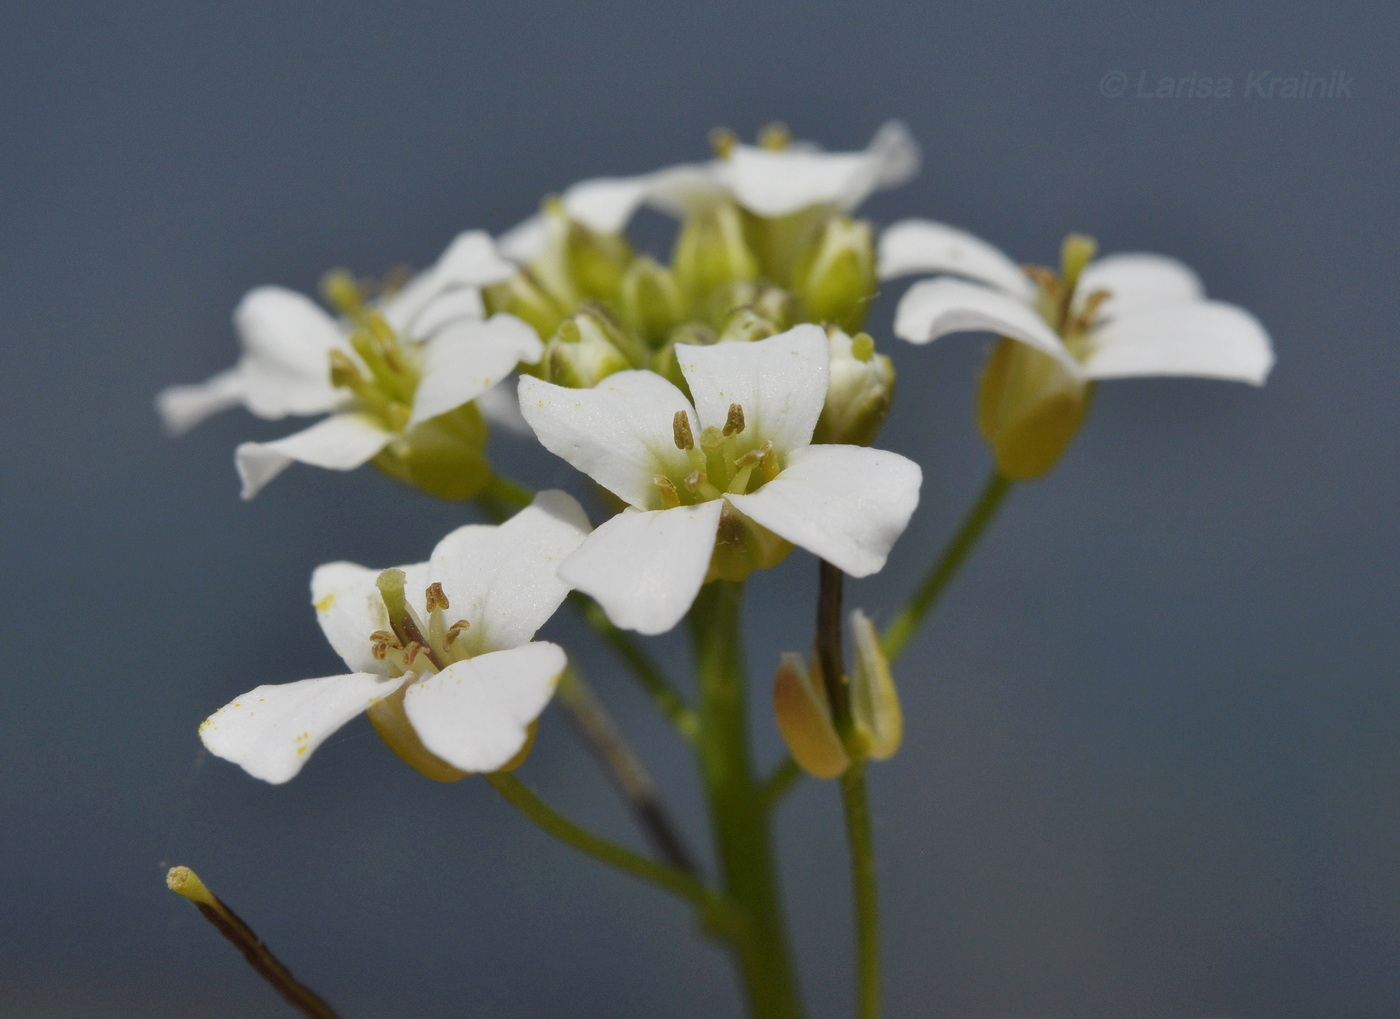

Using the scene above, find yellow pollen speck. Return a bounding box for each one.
[296,746,308,756]
[316,594,336,612]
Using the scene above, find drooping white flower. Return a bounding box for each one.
[156,231,541,498]
[880,220,1275,478]
[518,326,922,635]
[199,491,591,784]
[498,122,920,262]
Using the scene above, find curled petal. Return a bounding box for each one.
[677,325,829,455]
[877,218,1033,297]
[235,287,346,419]
[726,445,921,578]
[519,372,696,509]
[156,367,246,436]
[235,413,391,499]
[1078,253,1205,320]
[408,315,543,428]
[403,643,565,774]
[559,502,724,635]
[893,277,1081,374]
[429,490,591,652]
[199,673,406,784]
[1083,301,1275,384]
[381,231,517,335]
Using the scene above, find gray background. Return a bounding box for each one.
[2,2,1397,1016]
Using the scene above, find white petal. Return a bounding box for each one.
[719,121,920,217]
[408,315,544,428]
[474,380,532,436]
[234,287,345,419]
[199,673,406,784]
[403,643,565,773]
[877,218,1033,297]
[311,561,395,674]
[155,367,247,436]
[676,325,829,454]
[428,490,591,651]
[381,231,517,335]
[559,502,723,635]
[497,214,547,263]
[1077,253,1205,320]
[518,372,695,509]
[893,278,1081,374]
[726,445,921,578]
[1083,301,1275,384]
[561,175,661,235]
[235,413,392,499]
[403,286,487,340]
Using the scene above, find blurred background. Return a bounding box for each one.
[2,2,1397,1016]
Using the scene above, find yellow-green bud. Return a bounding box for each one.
[847,610,902,761]
[371,402,493,501]
[543,311,634,388]
[813,330,895,446]
[673,202,761,305]
[483,270,568,341]
[555,205,635,304]
[772,652,850,779]
[716,307,780,345]
[977,337,1091,480]
[791,216,877,332]
[619,256,684,348]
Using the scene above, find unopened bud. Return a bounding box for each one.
[619,256,684,347]
[673,203,760,305]
[977,337,1090,480]
[372,401,493,500]
[543,309,636,388]
[555,203,635,304]
[814,330,896,446]
[772,653,849,779]
[716,307,779,345]
[483,270,568,340]
[791,216,877,332]
[847,610,902,761]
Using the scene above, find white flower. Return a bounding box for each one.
[155,231,541,498]
[198,491,591,784]
[881,220,1275,478]
[498,122,920,261]
[882,218,1275,386]
[518,326,922,635]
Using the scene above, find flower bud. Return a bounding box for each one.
[542,310,635,388]
[847,610,902,760]
[813,330,895,446]
[977,337,1090,480]
[673,202,761,305]
[791,216,877,332]
[558,209,635,304]
[716,306,780,345]
[619,256,684,348]
[483,270,568,341]
[772,652,850,779]
[372,401,493,501]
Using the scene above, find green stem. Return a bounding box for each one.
[840,763,879,1019]
[760,757,804,808]
[691,581,804,1019]
[487,772,724,921]
[574,594,699,740]
[882,470,1013,662]
[556,669,700,876]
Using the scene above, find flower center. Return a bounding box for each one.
[1025,233,1112,362]
[654,402,780,508]
[369,569,474,677]
[322,271,423,431]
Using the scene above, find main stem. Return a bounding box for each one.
[691,581,803,1019]
[840,764,879,1019]
[882,470,1013,661]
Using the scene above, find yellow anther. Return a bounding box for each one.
[709,127,737,159]
[1073,289,1112,330]
[757,122,791,151]
[723,403,746,436]
[425,582,450,613]
[321,269,366,319]
[1023,264,1061,298]
[673,410,695,450]
[655,475,682,509]
[328,349,365,389]
[444,620,472,647]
